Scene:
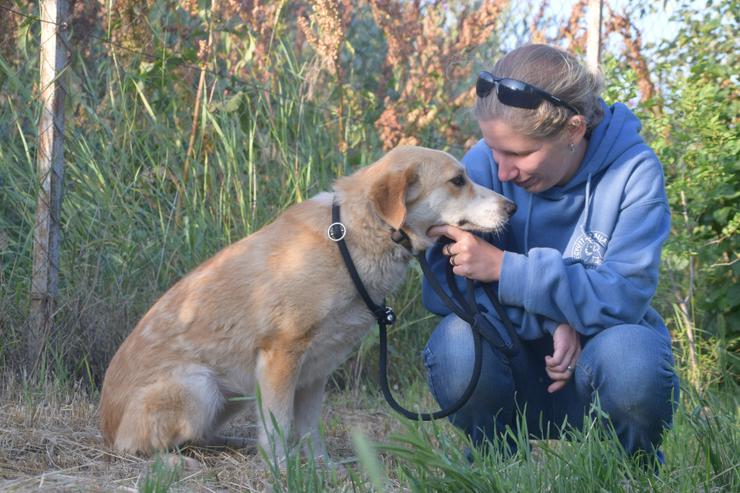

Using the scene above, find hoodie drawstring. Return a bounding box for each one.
[580,173,606,251]
[524,173,594,253]
[580,173,593,235]
[524,193,533,252]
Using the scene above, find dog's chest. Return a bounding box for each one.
[297,250,409,385]
[298,300,375,383]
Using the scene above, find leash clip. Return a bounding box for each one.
[328,222,346,241]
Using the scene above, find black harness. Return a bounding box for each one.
[329,201,519,421]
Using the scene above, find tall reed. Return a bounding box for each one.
[0,35,354,383]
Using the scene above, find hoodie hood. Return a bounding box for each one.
[540,100,645,199]
[524,100,647,249]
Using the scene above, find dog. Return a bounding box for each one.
[99,145,515,460]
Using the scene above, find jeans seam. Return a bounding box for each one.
[423,347,443,406]
[577,361,598,395]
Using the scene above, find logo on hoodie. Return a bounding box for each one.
[572,231,608,268]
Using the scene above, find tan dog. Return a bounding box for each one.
[99,145,515,460]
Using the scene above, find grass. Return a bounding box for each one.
[1,18,738,493]
[0,374,737,492]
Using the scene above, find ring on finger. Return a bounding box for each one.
[566,365,575,373]
[449,255,456,266]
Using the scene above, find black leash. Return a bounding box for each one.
[329,201,519,421]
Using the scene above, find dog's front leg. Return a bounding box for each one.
[255,347,302,462]
[292,375,329,460]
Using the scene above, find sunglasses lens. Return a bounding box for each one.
[475,74,571,112]
[476,72,496,98]
[497,79,542,109]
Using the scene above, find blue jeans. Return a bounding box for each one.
[424,314,679,458]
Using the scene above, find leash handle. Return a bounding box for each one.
[378,318,483,421]
[481,283,520,355]
[426,250,520,357]
[376,252,520,422]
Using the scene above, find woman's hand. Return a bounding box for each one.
[428,225,504,282]
[545,323,581,393]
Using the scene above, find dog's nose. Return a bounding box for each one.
[504,200,517,216]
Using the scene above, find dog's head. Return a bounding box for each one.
[367,145,516,252]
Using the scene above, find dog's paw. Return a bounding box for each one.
[162,453,202,471]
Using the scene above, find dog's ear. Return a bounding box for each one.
[370,165,419,230]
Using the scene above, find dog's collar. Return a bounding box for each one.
[327,200,413,253]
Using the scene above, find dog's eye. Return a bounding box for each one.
[449,175,466,187]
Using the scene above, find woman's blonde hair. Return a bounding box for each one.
[474,44,605,139]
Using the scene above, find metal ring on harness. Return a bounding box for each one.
[328,222,346,241]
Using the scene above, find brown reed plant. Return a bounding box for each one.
[529,1,655,105]
[559,0,588,52]
[605,6,655,104]
[297,0,353,152]
[298,0,348,78]
[370,0,508,150]
[183,1,218,186]
[530,0,588,53]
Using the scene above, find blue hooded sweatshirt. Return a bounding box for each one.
[422,101,671,340]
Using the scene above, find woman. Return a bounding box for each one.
[422,44,679,464]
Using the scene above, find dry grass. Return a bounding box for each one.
[0,380,403,492]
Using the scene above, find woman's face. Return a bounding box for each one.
[478,119,583,194]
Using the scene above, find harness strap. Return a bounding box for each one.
[331,202,396,325]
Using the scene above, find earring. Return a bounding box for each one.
[568,143,575,152]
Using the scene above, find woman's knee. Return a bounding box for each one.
[424,315,476,402]
[424,314,514,408]
[578,324,678,420]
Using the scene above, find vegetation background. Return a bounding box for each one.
[0,0,737,491]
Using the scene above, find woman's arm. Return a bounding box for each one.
[498,197,670,335]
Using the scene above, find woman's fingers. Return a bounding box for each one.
[438,229,480,279]
[550,344,577,373]
[545,341,569,370]
[547,379,569,393]
[546,364,575,393]
[546,325,581,393]
[547,323,580,372]
[428,224,468,241]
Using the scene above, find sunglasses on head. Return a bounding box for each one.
[476,71,579,115]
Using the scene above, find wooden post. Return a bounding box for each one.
[29,0,69,371]
[587,0,604,72]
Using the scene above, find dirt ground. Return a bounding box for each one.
[0,381,400,492]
